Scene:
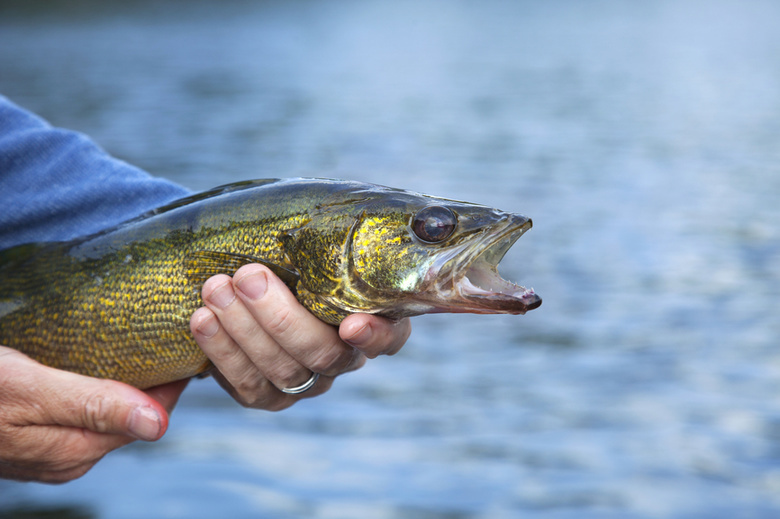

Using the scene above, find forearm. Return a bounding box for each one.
[0,95,190,249]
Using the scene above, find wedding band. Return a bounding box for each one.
[281,372,320,394]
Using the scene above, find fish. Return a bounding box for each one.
[0,178,541,389]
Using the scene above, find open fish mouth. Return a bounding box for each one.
[436,214,542,315]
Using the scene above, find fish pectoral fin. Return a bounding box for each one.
[184,251,300,291]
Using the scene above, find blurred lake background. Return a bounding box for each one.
[1,0,780,517]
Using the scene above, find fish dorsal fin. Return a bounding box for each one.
[128,179,283,224]
[184,250,300,292]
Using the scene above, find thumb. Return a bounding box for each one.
[33,365,171,442]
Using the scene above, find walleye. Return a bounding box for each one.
[0,178,541,388]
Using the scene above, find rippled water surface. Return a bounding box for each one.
[2,0,780,517]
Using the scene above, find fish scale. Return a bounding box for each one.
[0,178,540,389]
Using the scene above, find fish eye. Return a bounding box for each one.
[412,206,457,243]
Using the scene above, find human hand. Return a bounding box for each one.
[190,264,412,410]
[0,346,187,483]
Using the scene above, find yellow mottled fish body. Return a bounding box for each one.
[0,178,540,388]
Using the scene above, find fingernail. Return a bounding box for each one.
[209,281,235,309]
[236,270,268,301]
[196,312,219,338]
[343,322,371,348]
[128,406,162,441]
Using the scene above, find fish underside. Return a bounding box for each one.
[0,178,541,388]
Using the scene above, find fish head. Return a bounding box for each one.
[340,191,542,318]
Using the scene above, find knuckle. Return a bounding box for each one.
[201,274,231,297]
[190,307,220,340]
[82,393,111,433]
[231,378,265,407]
[237,388,291,412]
[213,368,277,409]
[308,345,355,376]
[204,339,241,366]
[263,304,297,339]
[229,374,293,412]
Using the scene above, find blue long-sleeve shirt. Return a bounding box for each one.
[0,95,191,250]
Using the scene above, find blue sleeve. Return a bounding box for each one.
[0,95,192,250]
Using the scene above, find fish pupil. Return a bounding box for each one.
[412,206,457,243]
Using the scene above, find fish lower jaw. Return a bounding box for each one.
[444,271,542,315]
[421,261,541,315]
[458,275,535,300]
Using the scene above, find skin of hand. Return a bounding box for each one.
[0,346,188,483]
[190,263,412,410]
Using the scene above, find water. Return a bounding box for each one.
[1,0,780,517]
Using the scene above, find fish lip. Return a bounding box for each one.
[430,215,542,315]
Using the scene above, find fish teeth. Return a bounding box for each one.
[512,286,535,298]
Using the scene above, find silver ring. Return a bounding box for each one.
[281,372,320,395]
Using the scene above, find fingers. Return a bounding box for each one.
[192,265,360,408]
[340,314,412,359]
[193,293,333,411]
[232,266,363,377]
[0,348,170,441]
[37,369,171,442]
[0,347,186,483]
[191,304,268,394]
[191,264,411,410]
